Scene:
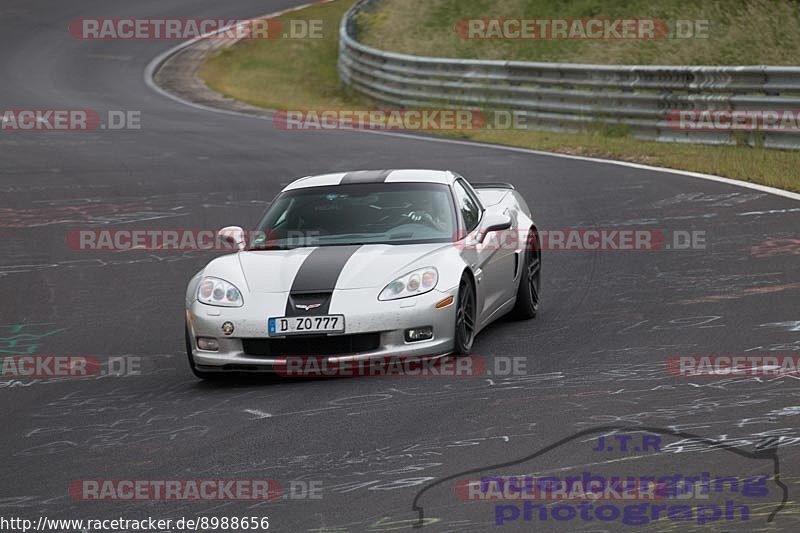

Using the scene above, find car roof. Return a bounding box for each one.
[282,169,457,191]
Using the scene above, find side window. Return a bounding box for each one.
[453,180,481,232]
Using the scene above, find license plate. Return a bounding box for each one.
[268,315,345,336]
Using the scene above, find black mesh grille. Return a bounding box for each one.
[242,333,381,357]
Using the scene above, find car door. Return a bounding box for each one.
[453,179,515,325]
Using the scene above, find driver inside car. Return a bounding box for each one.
[405,191,451,232]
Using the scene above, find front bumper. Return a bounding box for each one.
[186,287,457,373]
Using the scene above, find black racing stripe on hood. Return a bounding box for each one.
[339,170,393,184]
[285,245,362,316]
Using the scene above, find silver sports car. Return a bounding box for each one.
[185,169,540,378]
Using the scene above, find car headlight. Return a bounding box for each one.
[197,276,243,307]
[379,267,438,301]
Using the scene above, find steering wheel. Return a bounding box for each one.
[404,211,445,231]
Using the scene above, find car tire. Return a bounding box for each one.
[185,323,223,380]
[513,229,541,319]
[453,273,477,355]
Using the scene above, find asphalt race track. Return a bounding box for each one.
[1,1,800,531]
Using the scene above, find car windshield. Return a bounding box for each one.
[251,183,456,249]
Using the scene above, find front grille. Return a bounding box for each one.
[242,333,381,357]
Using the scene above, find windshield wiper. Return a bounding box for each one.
[317,233,379,240]
[248,242,283,251]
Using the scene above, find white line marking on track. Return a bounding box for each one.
[244,409,273,419]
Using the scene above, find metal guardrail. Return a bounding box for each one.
[338,0,800,149]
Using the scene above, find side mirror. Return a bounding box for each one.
[218,226,245,251]
[479,213,512,242]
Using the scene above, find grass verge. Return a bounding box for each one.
[358,0,800,65]
[200,0,800,192]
